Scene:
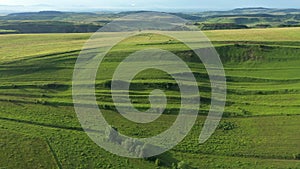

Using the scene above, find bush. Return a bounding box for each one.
[254,24,271,28]
[172,163,177,169]
[293,153,300,160]
[155,158,161,166]
[11,84,17,88]
[177,161,190,169]
[35,99,48,105]
[218,121,237,131]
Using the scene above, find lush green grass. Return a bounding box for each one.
[0,110,299,168]
[0,27,299,168]
[0,33,90,62]
[205,27,300,42]
[0,129,58,168]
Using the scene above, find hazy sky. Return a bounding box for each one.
[1,0,300,11]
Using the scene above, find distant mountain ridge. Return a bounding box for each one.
[8,11,65,16]
[0,7,299,33]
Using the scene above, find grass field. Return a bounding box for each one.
[206,27,300,42]
[0,130,58,168]
[0,27,299,168]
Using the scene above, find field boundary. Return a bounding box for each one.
[46,139,63,169]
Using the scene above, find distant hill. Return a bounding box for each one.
[9,11,64,15]
[0,11,112,33]
[2,11,100,21]
[199,7,300,16]
[0,8,299,33]
[192,7,300,30]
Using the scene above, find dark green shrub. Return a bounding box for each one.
[155,158,160,166]
[177,161,190,169]
[11,84,17,88]
[218,121,237,131]
[293,153,300,160]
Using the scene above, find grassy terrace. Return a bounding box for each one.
[0,27,299,168]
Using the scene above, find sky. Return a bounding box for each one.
[0,0,300,12]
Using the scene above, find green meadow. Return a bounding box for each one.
[0,27,299,168]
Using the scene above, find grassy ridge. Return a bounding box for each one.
[0,27,299,168]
